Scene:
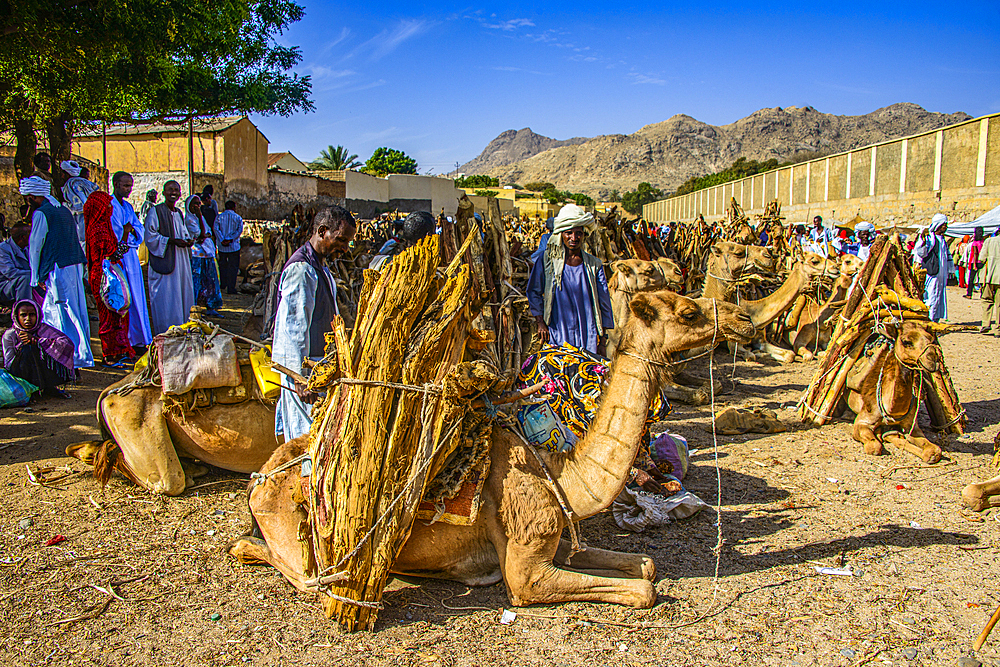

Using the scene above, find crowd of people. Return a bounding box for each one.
[0,168,244,403]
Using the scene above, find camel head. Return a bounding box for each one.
[618,290,755,366]
[610,258,684,293]
[709,241,777,279]
[888,320,941,374]
[794,249,840,290]
[839,253,864,281]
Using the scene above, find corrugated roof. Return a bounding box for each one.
[76,116,247,137]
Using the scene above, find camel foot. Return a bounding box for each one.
[66,440,104,466]
[961,477,1000,511]
[180,460,210,480]
[228,536,273,566]
[916,442,943,464]
[863,440,884,456]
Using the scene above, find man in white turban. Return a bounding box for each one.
[20,175,94,369]
[526,204,614,356]
[60,160,98,254]
[851,221,876,262]
[913,214,953,322]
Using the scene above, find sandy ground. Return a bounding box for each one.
[1,287,998,667]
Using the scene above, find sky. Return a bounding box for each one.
[250,1,1000,175]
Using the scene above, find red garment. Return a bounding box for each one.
[959,266,967,288]
[83,192,134,361]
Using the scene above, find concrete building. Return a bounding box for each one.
[267,152,310,173]
[644,112,1000,227]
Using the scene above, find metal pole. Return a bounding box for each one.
[187,116,195,196]
[101,120,107,169]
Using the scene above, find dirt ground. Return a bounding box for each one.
[1,286,998,667]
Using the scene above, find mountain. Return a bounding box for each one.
[455,127,589,175]
[463,104,972,198]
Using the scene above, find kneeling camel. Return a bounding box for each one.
[229,290,756,610]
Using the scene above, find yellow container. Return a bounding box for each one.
[250,346,282,400]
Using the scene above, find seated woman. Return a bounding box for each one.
[1,299,74,398]
[526,204,614,356]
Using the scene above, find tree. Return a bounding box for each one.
[473,189,499,198]
[607,189,621,202]
[569,192,594,208]
[541,187,564,204]
[621,182,663,214]
[454,174,499,188]
[311,145,362,170]
[525,181,555,192]
[1,0,313,180]
[363,147,418,176]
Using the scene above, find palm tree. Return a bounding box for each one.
[310,145,362,170]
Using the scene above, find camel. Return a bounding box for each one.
[842,320,943,463]
[783,253,864,361]
[700,247,839,363]
[229,290,756,610]
[67,371,279,495]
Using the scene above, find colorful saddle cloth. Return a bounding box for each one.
[516,344,671,469]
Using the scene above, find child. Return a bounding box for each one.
[2,300,74,398]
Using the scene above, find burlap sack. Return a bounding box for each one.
[155,330,241,395]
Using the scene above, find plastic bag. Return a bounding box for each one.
[100,258,132,314]
[0,368,37,408]
[649,432,690,480]
[611,480,708,533]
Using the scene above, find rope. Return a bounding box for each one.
[251,452,310,487]
[707,298,724,611]
[330,377,442,395]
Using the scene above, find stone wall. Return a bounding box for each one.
[644,113,1000,226]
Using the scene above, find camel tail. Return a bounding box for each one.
[92,439,121,487]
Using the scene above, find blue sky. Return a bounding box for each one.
[250,1,1000,174]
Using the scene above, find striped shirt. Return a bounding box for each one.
[213,210,244,253]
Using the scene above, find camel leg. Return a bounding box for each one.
[852,417,884,456]
[659,380,709,406]
[882,418,942,463]
[101,391,187,495]
[555,540,656,581]
[502,541,656,608]
[962,475,1000,512]
[759,340,796,364]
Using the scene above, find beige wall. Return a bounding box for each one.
[644,113,1000,226]
[221,118,268,197]
[345,170,389,202]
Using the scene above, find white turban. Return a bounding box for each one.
[551,204,595,235]
[930,213,948,232]
[855,222,875,233]
[19,176,52,197]
[60,160,82,177]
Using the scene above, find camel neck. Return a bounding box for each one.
[737,266,809,328]
[556,352,658,519]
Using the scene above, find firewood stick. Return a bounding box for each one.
[974,602,1000,650]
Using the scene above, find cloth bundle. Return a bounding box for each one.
[100,259,132,314]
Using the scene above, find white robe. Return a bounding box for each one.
[272,261,338,441]
[914,233,953,322]
[111,197,152,346]
[144,205,198,336]
[29,204,94,369]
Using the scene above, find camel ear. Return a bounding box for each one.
[629,294,658,326]
[610,260,627,277]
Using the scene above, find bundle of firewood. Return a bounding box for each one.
[798,235,965,434]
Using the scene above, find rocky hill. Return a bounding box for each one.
[463,104,971,199]
[455,128,588,175]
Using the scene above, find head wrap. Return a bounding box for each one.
[1,299,76,373]
[60,160,82,177]
[855,222,875,233]
[19,176,51,197]
[545,204,598,289]
[551,204,595,235]
[930,213,948,232]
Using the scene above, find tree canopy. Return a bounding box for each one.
[311,145,362,171]
[455,174,499,188]
[0,0,312,176]
[621,182,663,214]
[363,148,418,177]
[524,181,555,192]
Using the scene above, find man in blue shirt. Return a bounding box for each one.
[213,201,244,295]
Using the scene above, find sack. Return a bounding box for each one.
[649,432,690,480]
[0,368,37,408]
[923,238,940,276]
[517,401,574,453]
[100,259,132,314]
[611,481,708,533]
[155,328,241,395]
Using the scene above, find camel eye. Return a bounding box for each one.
[902,340,914,348]
[681,310,698,320]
